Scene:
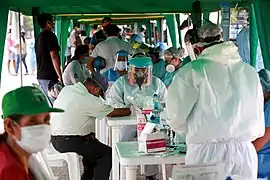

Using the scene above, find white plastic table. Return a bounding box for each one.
[107,116,137,180]
[95,117,109,145]
[116,142,185,180]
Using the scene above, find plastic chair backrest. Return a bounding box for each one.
[172,163,226,180]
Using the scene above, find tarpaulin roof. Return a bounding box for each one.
[3,0,249,15]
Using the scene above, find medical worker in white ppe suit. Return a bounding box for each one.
[166,22,265,180]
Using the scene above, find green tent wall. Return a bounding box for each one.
[250,3,258,67]
[0,6,9,85]
[56,17,70,68]
[165,14,180,48]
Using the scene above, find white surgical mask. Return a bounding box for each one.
[166,64,176,73]
[116,61,127,71]
[16,124,51,154]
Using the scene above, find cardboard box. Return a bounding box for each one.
[138,123,166,153]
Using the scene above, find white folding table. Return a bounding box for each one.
[116,142,185,180]
[107,116,137,180]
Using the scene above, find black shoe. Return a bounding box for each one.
[145,175,159,180]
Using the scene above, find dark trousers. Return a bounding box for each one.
[51,135,112,180]
[16,54,28,74]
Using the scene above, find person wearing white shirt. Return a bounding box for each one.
[14,31,28,75]
[88,24,133,74]
[63,45,90,86]
[69,23,82,56]
[50,78,131,180]
[65,34,72,65]
[139,27,146,43]
[80,30,88,45]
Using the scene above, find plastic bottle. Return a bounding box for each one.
[153,94,159,109]
[151,94,161,124]
[151,109,161,125]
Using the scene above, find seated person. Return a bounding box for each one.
[91,56,109,92]
[253,69,270,179]
[0,86,63,180]
[102,50,129,87]
[150,45,167,80]
[63,45,90,86]
[162,47,186,87]
[106,56,167,180]
[50,77,131,180]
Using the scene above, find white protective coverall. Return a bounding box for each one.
[106,74,167,176]
[166,41,265,180]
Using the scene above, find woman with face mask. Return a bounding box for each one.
[63,45,91,86]
[162,47,186,87]
[0,86,64,180]
[102,50,129,88]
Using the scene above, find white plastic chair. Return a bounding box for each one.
[45,144,81,180]
[170,163,226,180]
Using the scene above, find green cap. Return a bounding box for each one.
[129,57,153,68]
[2,86,64,119]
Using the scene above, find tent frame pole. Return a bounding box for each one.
[18,9,23,87]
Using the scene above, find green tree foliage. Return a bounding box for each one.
[22,15,33,32]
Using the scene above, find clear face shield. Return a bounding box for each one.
[114,51,130,71]
[128,65,152,89]
[185,42,197,60]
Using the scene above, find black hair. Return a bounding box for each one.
[84,77,100,87]
[102,17,112,24]
[73,23,80,28]
[64,45,89,70]
[81,30,86,36]
[140,27,145,32]
[0,115,23,143]
[132,52,147,58]
[93,24,98,29]
[104,24,121,37]
[37,13,53,28]
[184,29,199,44]
[202,35,222,43]
[84,77,105,98]
[21,32,26,43]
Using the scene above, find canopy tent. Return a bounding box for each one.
[1,0,270,86]
[3,0,249,15]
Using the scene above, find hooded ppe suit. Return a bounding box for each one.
[166,41,265,180]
